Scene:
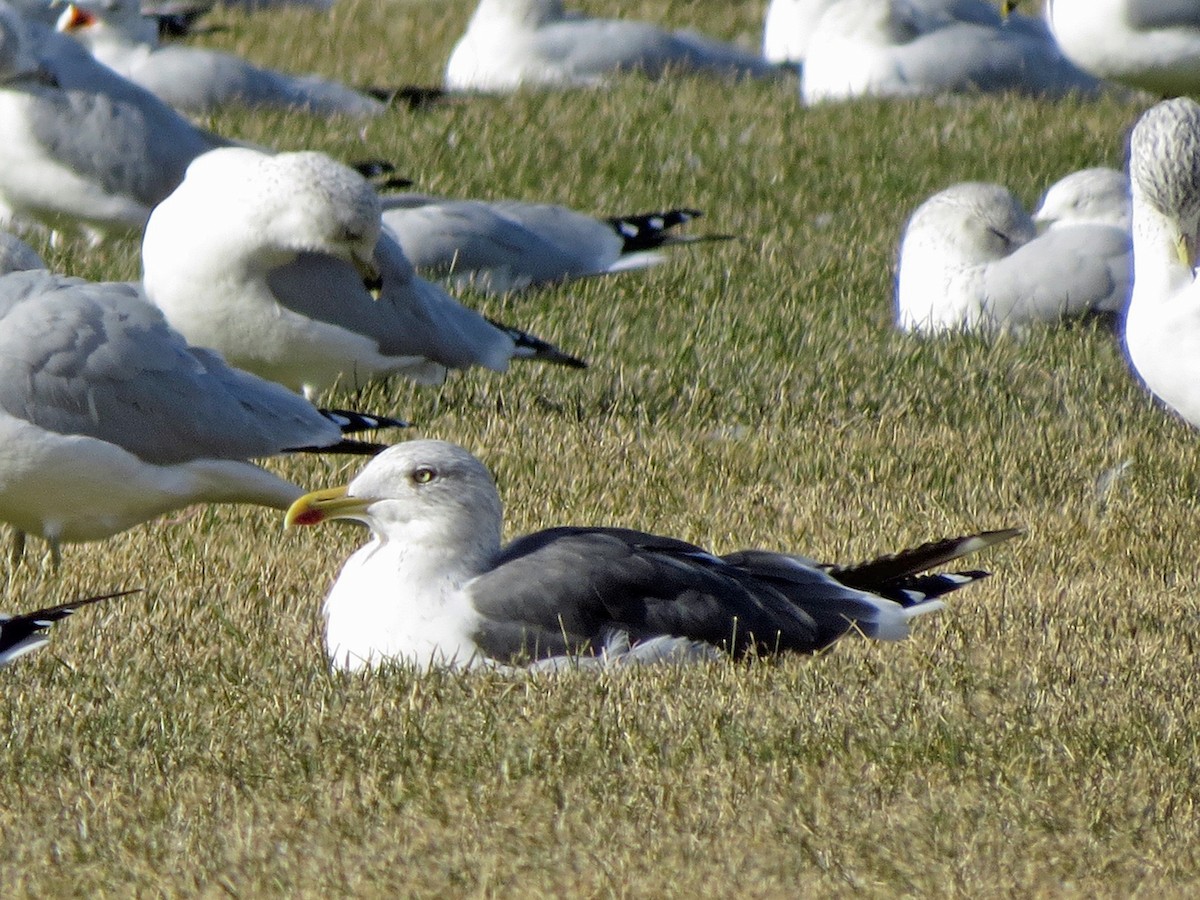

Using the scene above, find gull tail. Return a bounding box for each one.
[605,208,734,253]
[1,589,140,667]
[485,317,588,369]
[827,528,1024,590]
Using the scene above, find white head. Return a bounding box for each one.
[146,148,383,280]
[901,182,1036,265]
[1129,98,1200,270]
[286,440,505,568]
[1033,167,1131,232]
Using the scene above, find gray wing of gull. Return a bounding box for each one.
[982,224,1131,320]
[463,526,873,662]
[382,198,616,288]
[0,270,339,465]
[264,231,517,372]
[531,19,779,79]
[120,44,384,115]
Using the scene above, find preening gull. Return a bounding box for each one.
[1033,167,1132,234]
[382,197,720,294]
[143,147,585,396]
[801,0,1102,103]
[1,589,136,667]
[896,182,1130,334]
[445,0,780,93]
[1124,98,1200,429]
[0,0,229,240]
[1045,0,1200,96]
[285,440,1021,672]
[56,2,386,116]
[0,268,403,561]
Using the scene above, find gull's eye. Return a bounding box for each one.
[411,466,437,485]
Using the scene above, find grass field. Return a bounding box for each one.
[3,1,1199,895]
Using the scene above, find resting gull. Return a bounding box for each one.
[0,0,229,240]
[56,1,387,116]
[285,439,1021,672]
[1032,167,1132,234]
[896,181,1130,333]
[0,268,403,562]
[1,589,136,666]
[801,0,1102,103]
[143,147,585,396]
[445,0,780,92]
[1045,0,1200,96]
[1124,98,1200,429]
[382,197,720,294]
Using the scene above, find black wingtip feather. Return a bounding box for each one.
[829,528,1024,590]
[604,208,702,252]
[287,439,391,457]
[318,408,410,433]
[485,317,588,369]
[14,588,142,626]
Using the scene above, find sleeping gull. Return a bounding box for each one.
[445,0,780,92]
[143,147,585,396]
[896,181,1130,333]
[763,0,1001,67]
[0,268,403,562]
[382,197,720,294]
[1,589,136,667]
[1045,0,1200,96]
[285,440,1021,672]
[56,1,387,116]
[801,0,1102,103]
[1124,97,1200,429]
[1032,167,1132,233]
[0,0,229,240]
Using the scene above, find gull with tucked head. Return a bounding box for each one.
[143,148,585,398]
[897,181,1129,333]
[286,440,1020,672]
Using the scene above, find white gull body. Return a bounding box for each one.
[1046,0,1200,96]
[446,0,779,92]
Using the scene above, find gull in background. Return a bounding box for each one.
[1,589,136,666]
[286,439,1021,672]
[1033,167,1132,234]
[445,0,780,92]
[896,182,1130,333]
[56,1,388,116]
[1124,98,1200,430]
[801,0,1102,103]
[0,0,230,240]
[143,148,585,397]
[0,268,404,563]
[1045,0,1200,96]
[382,196,723,295]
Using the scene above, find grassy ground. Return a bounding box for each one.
[3,1,1199,895]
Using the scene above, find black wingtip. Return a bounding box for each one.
[288,439,391,457]
[318,408,410,433]
[485,317,588,369]
[361,85,448,110]
[829,528,1024,589]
